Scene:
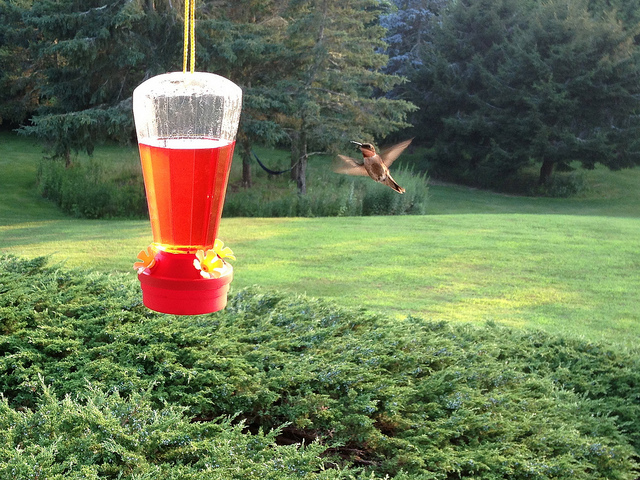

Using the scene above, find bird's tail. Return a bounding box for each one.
[388,178,405,194]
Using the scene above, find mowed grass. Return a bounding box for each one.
[1,131,640,349]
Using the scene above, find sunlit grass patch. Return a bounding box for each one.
[2,133,640,348]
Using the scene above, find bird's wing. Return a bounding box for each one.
[333,155,369,176]
[380,138,413,167]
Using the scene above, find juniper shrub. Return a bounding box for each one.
[0,255,638,478]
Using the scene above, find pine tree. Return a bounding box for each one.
[380,0,447,142]
[415,0,640,189]
[200,0,416,194]
[7,0,414,194]
[279,0,416,194]
[0,0,37,127]
[17,0,182,164]
[198,0,295,188]
[381,0,446,77]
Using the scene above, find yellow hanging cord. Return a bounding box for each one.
[189,0,195,73]
[182,0,196,73]
[182,0,189,72]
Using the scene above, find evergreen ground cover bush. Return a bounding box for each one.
[1,255,639,479]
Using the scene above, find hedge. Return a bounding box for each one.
[0,255,638,478]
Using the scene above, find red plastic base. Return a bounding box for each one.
[137,250,233,315]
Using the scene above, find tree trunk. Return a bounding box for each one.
[290,130,300,182]
[297,155,307,195]
[240,138,252,188]
[64,149,71,168]
[296,131,308,195]
[539,159,554,185]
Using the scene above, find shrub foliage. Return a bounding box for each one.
[37,155,429,219]
[223,167,428,218]
[0,384,365,480]
[0,255,639,479]
[37,157,147,219]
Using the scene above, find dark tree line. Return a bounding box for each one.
[385,0,640,189]
[2,0,640,192]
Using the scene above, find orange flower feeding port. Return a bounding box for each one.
[132,72,242,315]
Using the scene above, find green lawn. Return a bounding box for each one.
[1,132,639,349]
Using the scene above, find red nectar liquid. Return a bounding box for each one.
[138,137,235,253]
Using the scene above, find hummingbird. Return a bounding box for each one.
[333,139,412,194]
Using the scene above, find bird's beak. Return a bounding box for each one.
[350,140,363,149]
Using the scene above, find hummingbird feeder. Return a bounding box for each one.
[132,72,242,315]
[132,71,242,315]
[132,0,242,315]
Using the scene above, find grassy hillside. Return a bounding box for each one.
[1,132,639,348]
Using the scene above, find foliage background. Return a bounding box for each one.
[4,0,640,196]
[3,0,640,476]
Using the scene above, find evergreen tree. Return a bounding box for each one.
[201,0,417,194]
[415,0,640,189]
[381,0,446,77]
[380,0,447,142]
[0,0,37,127]
[10,0,414,195]
[198,0,295,188]
[587,0,640,28]
[18,0,182,164]
[280,0,416,194]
